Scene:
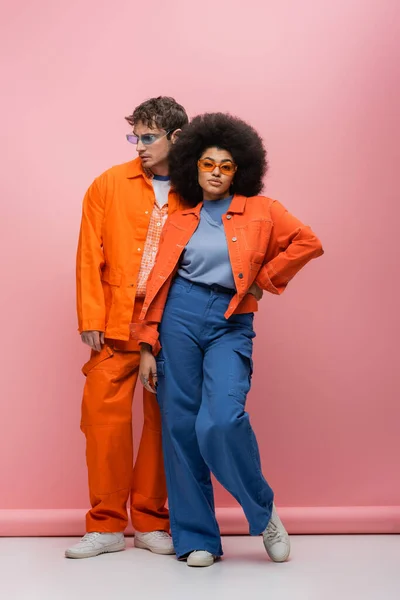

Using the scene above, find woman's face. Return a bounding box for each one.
[198,147,236,201]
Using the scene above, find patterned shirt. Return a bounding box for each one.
[136,175,170,296]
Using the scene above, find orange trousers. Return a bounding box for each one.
[80,303,169,533]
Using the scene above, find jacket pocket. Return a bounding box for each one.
[250,261,262,274]
[101,267,122,324]
[101,266,122,286]
[236,219,272,259]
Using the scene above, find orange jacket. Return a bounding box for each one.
[132,195,323,353]
[76,158,183,340]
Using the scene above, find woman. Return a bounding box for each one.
[134,113,323,567]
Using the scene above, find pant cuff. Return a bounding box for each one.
[131,513,170,533]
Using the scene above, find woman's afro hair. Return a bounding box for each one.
[168,112,268,206]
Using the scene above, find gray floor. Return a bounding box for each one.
[1,535,399,600]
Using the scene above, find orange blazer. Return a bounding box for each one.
[76,158,183,340]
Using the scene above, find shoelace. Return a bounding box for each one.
[81,532,102,543]
[264,521,285,545]
[146,531,171,540]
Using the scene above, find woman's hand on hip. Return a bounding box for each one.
[139,346,158,394]
[248,282,263,301]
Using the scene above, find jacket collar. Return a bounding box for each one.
[126,157,153,180]
[181,194,247,216]
[228,195,247,213]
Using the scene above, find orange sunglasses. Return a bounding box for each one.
[197,158,237,176]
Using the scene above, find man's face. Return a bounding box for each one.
[133,121,172,171]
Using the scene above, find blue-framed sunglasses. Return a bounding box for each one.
[126,130,173,146]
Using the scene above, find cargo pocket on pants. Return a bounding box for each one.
[155,359,166,411]
[82,345,114,376]
[228,348,254,401]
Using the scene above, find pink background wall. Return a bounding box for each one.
[1,0,399,532]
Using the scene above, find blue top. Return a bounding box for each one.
[178,196,235,290]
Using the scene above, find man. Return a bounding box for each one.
[66,97,189,559]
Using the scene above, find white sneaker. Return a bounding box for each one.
[187,550,216,567]
[65,532,125,559]
[134,530,175,555]
[262,504,291,562]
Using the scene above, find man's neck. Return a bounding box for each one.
[151,161,169,177]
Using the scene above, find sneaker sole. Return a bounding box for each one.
[186,557,216,568]
[65,541,126,559]
[134,538,175,555]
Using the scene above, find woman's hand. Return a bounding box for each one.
[139,344,158,394]
[248,282,263,301]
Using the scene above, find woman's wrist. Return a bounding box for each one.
[140,342,153,354]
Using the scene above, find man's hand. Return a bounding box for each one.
[139,345,158,394]
[248,282,263,301]
[81,330,105,352]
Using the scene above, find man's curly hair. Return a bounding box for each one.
[168,112,268,206]
[125,96,188,133]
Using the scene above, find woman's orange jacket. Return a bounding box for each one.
[131,195,323,354]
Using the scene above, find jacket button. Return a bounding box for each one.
[226,214,232,220]
[232,236,237,242]
[238,273,244,279]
